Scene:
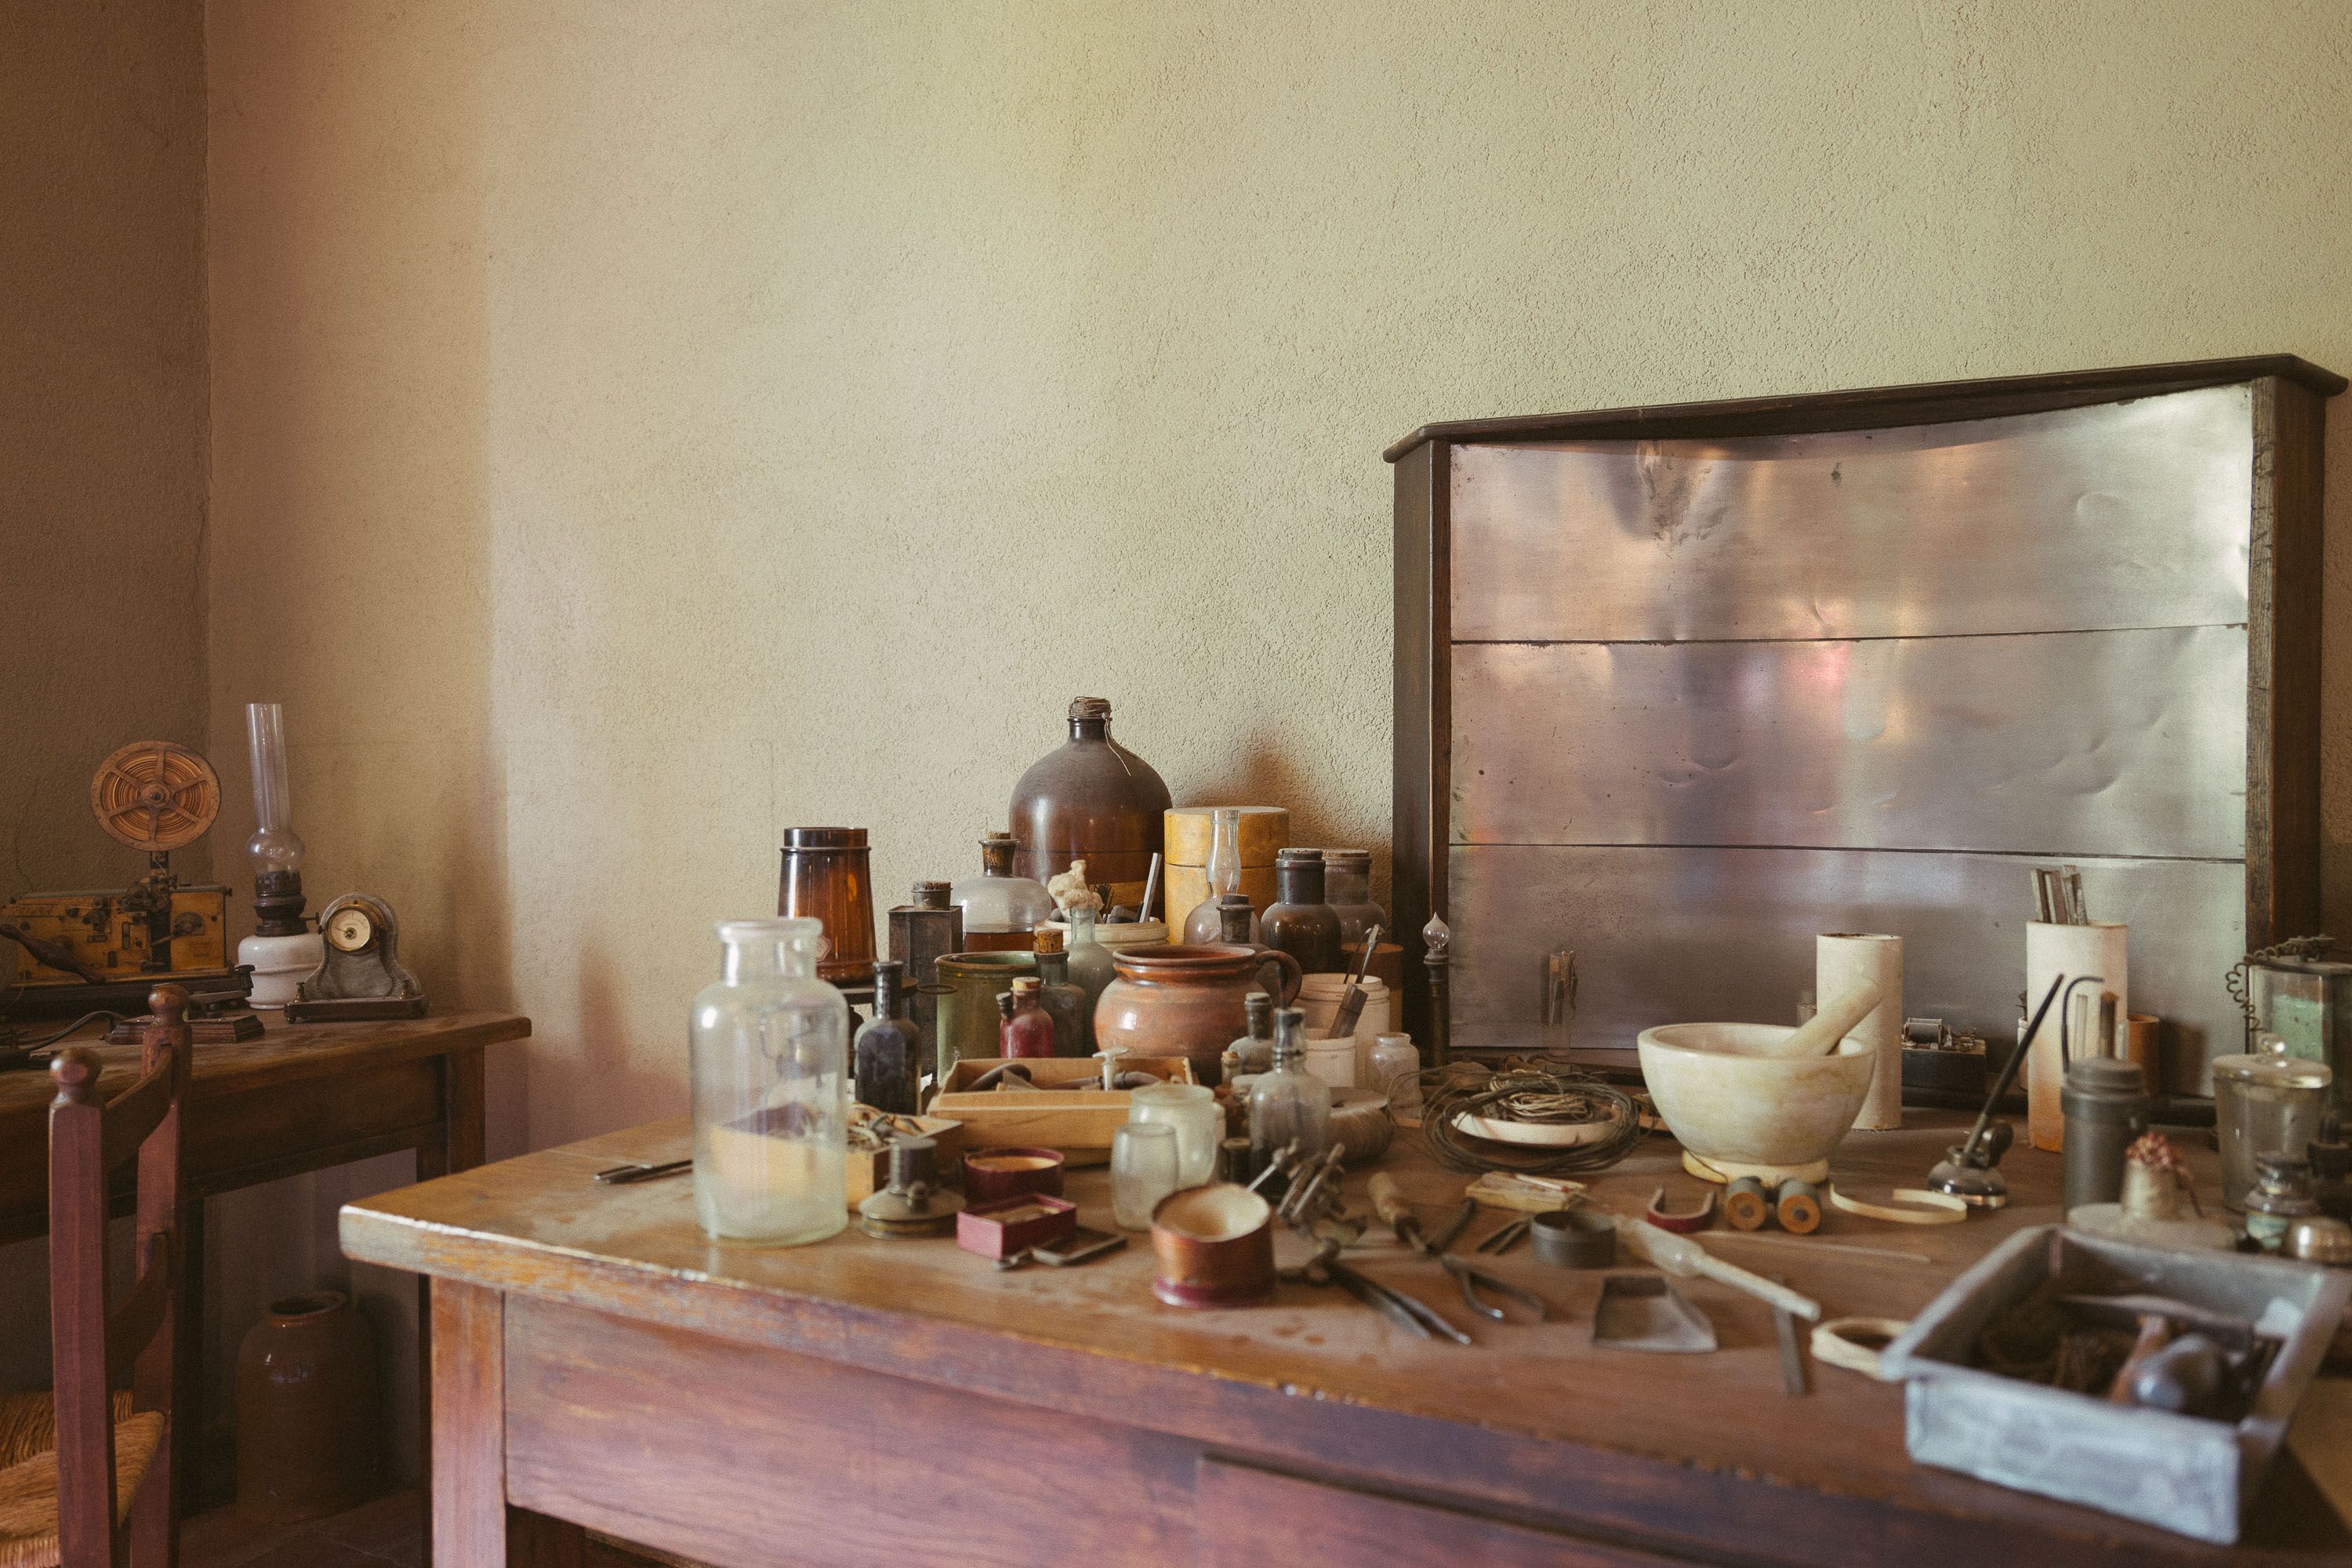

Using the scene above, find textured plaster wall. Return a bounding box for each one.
[0,0,209,1395]
[203,0,2352,1170]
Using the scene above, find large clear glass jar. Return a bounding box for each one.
[2214,1033,2333,1210]
[1320,848,1385,951]
[951,832,1057,950]
[690,919,848,1246]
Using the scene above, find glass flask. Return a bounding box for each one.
[1260,850,1342,975]
[1009,697,1172,911]
[1059,903,1116,1016]
[689,919,848,1247]
[1248,1007,1332,1173]
[1112,1121,1181,1231]
[1031,926,1092,1056]
[1131,1081,1220,1186]
[1182,808,1247,944]
[1320,848,1386,951]
[951,832,1057,952]
[2214,1033,2334,1210]
[1370,1033,1421,1118]
[1227,990,1276,1076]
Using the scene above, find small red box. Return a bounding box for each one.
[956,1195,1079,1260]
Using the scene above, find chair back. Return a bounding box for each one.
[48,985,191,1567]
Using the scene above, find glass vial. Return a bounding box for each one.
[689,918,848,1247]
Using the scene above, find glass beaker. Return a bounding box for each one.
[689,918,849,1246]
[1112,1121,1181,1231]
[2213,1033,2333,1210]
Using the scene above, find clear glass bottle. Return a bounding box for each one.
[1031,927,1092,1057]
[951,832,1057,951]
[1228,990,1276,1076]
[1000,977,1056,1058]
[1321,848,1385,950]
[1260,849,1342,975]
[689,918,848,1247]
[2245,1154,2322,1250]
[1182,808,1247,944]
[1061,903,1116,1016]
[1247,1007,1332,1173]
[2213,1032,2334,1210]
[853,960,921,1116]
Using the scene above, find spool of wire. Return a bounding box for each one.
[1413,1062,1642,1175]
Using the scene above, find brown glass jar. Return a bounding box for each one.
[1261,849,1342,975]
[1009,697,1171,913]
[776,826,875,983]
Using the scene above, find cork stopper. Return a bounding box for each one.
[1033,926,1065,956]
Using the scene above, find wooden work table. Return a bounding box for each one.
[343,1111,2349,1568]
[3,1009,531,1505]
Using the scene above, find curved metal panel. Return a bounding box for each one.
[1452,627,2247,860]
[1450,386,2253,644]
[1450,844,2241,1095]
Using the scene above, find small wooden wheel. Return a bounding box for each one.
[89,740,220,852]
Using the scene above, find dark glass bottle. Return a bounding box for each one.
[1321,848,1386,950]
[1031,927,1092,1058]
[1261,849,1342,975]
[854,960,921,1115]
[1216,894,1262,949]
[1000,978,1056,1059]
[1008,697,1172,914]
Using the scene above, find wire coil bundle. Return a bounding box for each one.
[1413,1061,1642,1175]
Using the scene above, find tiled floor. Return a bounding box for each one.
[180,1490,699,1568]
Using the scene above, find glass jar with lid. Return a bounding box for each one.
[2213,1033,2333,1210]
[689,918,848,1247]
[950,832,1056,952]
[1261,849,1342,975]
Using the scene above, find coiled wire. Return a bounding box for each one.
[1412,1059,1642,1175]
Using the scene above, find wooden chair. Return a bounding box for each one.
[0,986,191,1568]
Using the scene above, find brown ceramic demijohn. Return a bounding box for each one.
[1008,697,1171,913]
[1093,943,1302,1087]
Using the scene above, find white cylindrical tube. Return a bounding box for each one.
[2024,920,2129,1152]
[1818,933,1904,1131]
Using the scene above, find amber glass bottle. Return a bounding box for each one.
[1009,697,1171,914]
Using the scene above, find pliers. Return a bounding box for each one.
[1279,1237,1472,1345]
[1369,1177,1551,1323]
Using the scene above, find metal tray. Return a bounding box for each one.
[1879,1225,2350,1544]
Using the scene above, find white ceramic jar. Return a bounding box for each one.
[1298,974,1389,1084]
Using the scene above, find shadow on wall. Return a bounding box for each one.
[1180,724,1394,910]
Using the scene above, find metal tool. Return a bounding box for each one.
[1369,1174,1548,1323]
[1592,1274,1715,1352]
[1529,1209,1616,1269]
[594,1157,691,1185]
[1279,1238,1473,1345]
[1614,1217,1821,1321]
[1261,1145,1467,1344]
[1926,972,2065,1207]
[1475,1216,1532,1254]
[1773,1275,1809,1394]
[1327,924,1385,1040]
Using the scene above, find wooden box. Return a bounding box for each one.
[928,1055,1197,1165]
[844,1111,966,1210]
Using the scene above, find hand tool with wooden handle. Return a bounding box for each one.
[1615,1218,1823,1320]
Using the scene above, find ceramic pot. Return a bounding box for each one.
[1094,944,1302,1087]
[234,1290,381,1523]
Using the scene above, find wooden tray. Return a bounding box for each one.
[928,1056,1197,1165]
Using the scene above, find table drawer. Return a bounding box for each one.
[1196,1457,1699,1568]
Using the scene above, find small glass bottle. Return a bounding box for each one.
[1260,849,1342,975]
[1000,977,1056,1059]
[854,960,922,1116]
[1031,927,1092,1057]
[1370,1033,1421,1118]
[1228,989,1276,1076]
[689,918,848,1247]
[1182,808,1247,944]
[1248,1007,1332,1174]
[951,832,1057,952]
[1321,848,1385,951]
[2245,1154,2322,1250]
[1061,903,1116,1015]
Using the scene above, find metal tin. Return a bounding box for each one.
[2060,1055,2149,1212]
[962,1146,1065,1205]
[887,881,963,1053]
[1149,1184,1276,1308]
[931,952,1037,1079]
[1529,1208,1616,1269]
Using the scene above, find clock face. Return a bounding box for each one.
[327,906,376,953]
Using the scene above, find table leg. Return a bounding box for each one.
[419,1043,487,1565]
[430,1279,507,1566]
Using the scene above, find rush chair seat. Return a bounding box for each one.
[0,987,191,1568]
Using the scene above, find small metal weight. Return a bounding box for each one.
[2062,1055,2150,1212]
[1530,1209,1616,1269]
[858,1136,964,1239]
